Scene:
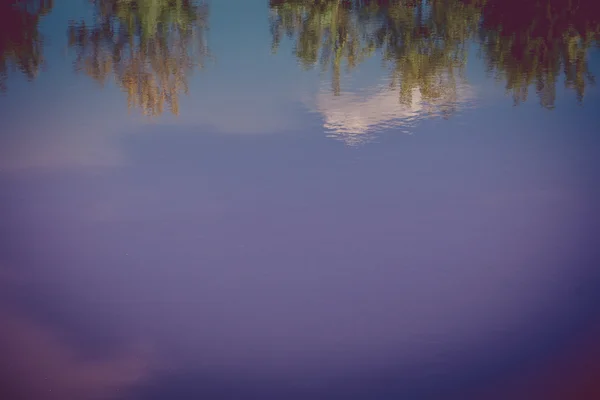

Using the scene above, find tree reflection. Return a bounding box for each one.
[480,0,600,108]
[270,0,599,109]
[375,0,482,112]
[269,0,379,95]
[68,0,209,116]
[0,0,53,92]
[270,0,481,113]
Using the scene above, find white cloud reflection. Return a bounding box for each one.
[313,79,476,145]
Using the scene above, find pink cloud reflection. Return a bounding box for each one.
[0,268,154,400]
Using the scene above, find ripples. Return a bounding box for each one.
[312,74,476,145]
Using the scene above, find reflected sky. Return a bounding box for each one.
[1,1,600,399]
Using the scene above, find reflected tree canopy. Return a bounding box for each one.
[480,0,600,108]
[374,0,482,112]
[269,0,379,95]
[0,0,53,92]
[270,0,482,112]
[68,0,209,116]
[270,0,600,109]
[2,0,598,111]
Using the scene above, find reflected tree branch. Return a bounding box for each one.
[67,0,209,116]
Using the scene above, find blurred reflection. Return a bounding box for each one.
[68,0,209,116]
[270,0,599,110]
[269,0,379,95]
[270,0,479,101]
[480,0,600,108]
[376,0,481,107]
[269,0,482,140]
[0,0,53,92]
[315,81,474,145]
[271,0,480,139]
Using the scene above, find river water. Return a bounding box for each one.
[1,1,599,399]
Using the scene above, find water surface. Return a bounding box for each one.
[1,1,600,399]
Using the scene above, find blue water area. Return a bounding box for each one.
[1,1,599,399]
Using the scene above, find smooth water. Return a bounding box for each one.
[1,1,599,399]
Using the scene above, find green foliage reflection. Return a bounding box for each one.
[68,0,209,116]
[270,0,600,109]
